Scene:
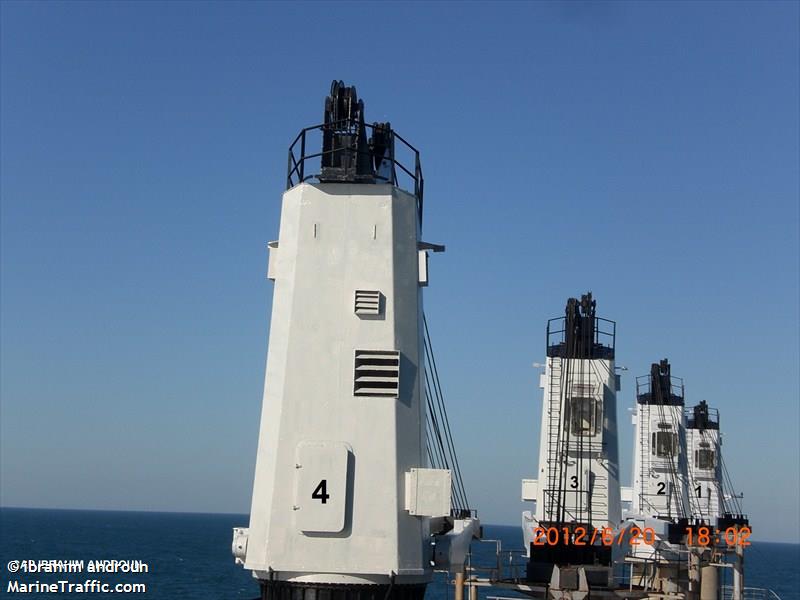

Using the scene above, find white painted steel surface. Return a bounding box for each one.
[242,182,443,585]
[686,424,723,521]
[630,403,690,519]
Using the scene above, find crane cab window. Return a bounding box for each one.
[566,397,600,436]
[696,449,715,469]
[652,432,678,457]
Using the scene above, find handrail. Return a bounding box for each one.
[635,373,685,399]
[721,585,783,600]
[467,540,528,583]
[545,315,617,352]
[285,120,424,224]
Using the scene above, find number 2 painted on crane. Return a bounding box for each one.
[656,482,666,495]
[312,479,330,504]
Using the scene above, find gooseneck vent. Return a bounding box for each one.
[354,350,400,397]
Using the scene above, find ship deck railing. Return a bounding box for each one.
[465,539,529,583]
[721,585,782,600]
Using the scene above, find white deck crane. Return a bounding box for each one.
[521,293,623,591]
[232,81,478,600]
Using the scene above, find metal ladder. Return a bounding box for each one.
[638,406,651,514]
[545,357,563,521]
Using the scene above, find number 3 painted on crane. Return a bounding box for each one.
[312,479,330,504]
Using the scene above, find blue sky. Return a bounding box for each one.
[1,1,798,543]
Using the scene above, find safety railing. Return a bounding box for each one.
[636,373,685,403]
[466,539,529,583]
[545,315,616,357]
[286,120,424,223]
[686,405,720,428]
[721,585,783,600]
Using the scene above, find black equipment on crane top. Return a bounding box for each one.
[687,400,719,430]
[636,359,685,406]
[546,292,616,360]
[319,81,388,183]
[286,80,424,223]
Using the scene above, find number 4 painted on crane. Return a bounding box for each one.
[312,479,330,504]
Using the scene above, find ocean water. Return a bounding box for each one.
[1,508,797,599]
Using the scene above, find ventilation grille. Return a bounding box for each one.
[354,290,381,316]
[354,350,400,397]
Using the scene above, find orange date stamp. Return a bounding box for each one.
[532,526,656,546]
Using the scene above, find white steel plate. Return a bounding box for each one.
[405,468,450,517]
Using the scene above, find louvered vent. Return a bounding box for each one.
[354,290,381,316]
[354,350,400,397]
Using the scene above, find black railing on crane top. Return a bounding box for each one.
[545,315,616,359]
[286,120,424,224]
[636,374,685,401]
[685,405,720,429]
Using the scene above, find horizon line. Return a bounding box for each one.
[1,505,797,545]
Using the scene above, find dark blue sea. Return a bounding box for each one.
[1,509,797,599]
